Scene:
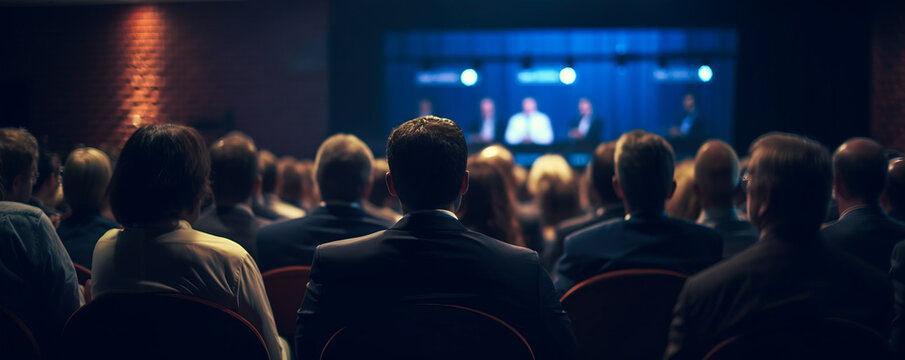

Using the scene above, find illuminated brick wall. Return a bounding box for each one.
[0,1,327,158]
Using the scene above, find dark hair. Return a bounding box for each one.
[0,128,38,200]
[33,150,61,194]
[258,150,278,194]
[747,132,832,229]
[386,116,467,210]
[109,124,210,226]
[833,138,887,202]
[209,134,258,204]
[615,130,675,212]
[315,134,373,202]
[457,158,523,247]
[590,141,619,204]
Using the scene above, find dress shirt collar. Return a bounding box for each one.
[837,204,876,219]
[406,209,458,220]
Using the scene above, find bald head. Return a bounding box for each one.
[885,158,905,212]
[833,137,887,203]
[694,140,739,208]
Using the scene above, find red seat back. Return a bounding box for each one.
[0,305,41,360]
[261,265,311,337]
[703,318,893,360]
[72,263,92,302]
[560,268,687,360]
[320,303,535,360]
[62,292,269,360]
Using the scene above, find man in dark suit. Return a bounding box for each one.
[693,140,758,258]
[466,98,505,144]
[296,116,576,360]
[553,130,722,294]
[668,93,708,156]
[821,137,905,272]
[543,141,624,271]
[256,134,393,272]
[664,133,893,360]
[194,133,270,259]
[567,97,603,146]
[884,157,905,223]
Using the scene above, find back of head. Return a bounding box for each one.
[0,128,39,202]
[209,133,258,205]
[33,150,61,195]
[387,116,467,210]
[109,124,210,226]
[278,157,304,204]
[63,147,112,213]
[747,132,832,230]
[615,130,676,212]
[528,154,580,225]
[258,150,278,194]
[694,140,740,207]
[886,158,905,212]
[666,159,700,220]
[458,157,522,246]
[590,141,619,204]
[833,137,887,203]
[315,133,374,202]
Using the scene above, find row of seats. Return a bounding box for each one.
[2,265,893,359]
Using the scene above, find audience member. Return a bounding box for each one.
[363,157,403,223]
[91,124,284,360]
[0,127,83,356]
[56,147,119,268]
[693,140,758,258]
[279,157,319,211]
[544,141,624,271]
[665,159,700,221]
[28,149,63,224]
[529,154,582,250]
[193,133,271,259]
[457,157,524,247]
[883,157,905,223]
[257,134,393,271]
[665,133,893,360]
[554,130,722,294]
[254,150,305,220]
[296,116,576,360]
[820,137,905,272]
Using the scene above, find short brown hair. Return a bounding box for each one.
[314,134,373,202]
[0,128,38,200]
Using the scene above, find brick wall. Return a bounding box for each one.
[0,1,327,158]
[872,1,905,152]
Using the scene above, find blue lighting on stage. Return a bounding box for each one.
[698,65,713,82]
[460,68,478,86]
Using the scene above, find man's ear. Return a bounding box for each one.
[612,176,623,199]
[665,180,677,200]
[386,172,397,197]
[459,170,469,196]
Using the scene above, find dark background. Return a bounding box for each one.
[0,0,903,159]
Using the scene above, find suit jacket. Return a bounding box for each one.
[193,204,269,260]
[554,212,722,294]
[467,117,506,144]
[696,207,759,258]
[256,203,392,272]
[56,210,120,268]
[665,230,893,360]
[543,203,625,272]
[821,205,905,273]
[295,211,577,360]
[568,115,603,144]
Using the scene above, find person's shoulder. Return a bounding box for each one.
[669,217,723,240]
[315,229,388,255]
[565,217,624,245]
[0,200,48,222]
[683,241,766,293]
[179,227,252,259]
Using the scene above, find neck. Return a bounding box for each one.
[402,203,456,215]
[836,197,874,216]
[216,198,252,208]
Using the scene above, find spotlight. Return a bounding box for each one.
[697,65,713,82]
[460,68,478,86]
[559,67,576,85]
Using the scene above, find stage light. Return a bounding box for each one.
[460,68,478,86]
[698,65,713,82]
[559,67,576,85]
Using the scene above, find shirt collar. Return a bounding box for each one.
[838,204,873,219]
[406,209,458,220]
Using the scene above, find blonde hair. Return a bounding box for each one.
[63,147,112,212]
[666,159,700,220]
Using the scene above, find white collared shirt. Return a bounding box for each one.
[504,111,554,145]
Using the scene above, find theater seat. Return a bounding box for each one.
[319,303,535,360]
[703,318,893,360]
[62,293,269,360]
[0,305,41,360]
[261,265,311,337]
[559,268,688,360]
